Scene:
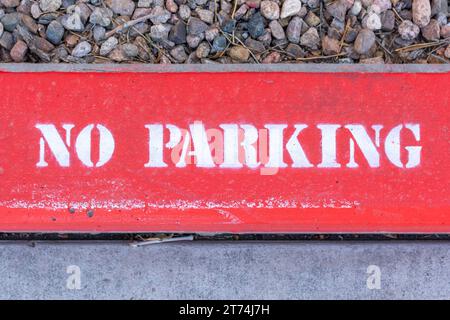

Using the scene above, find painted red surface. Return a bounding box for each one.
[0,71,448,233]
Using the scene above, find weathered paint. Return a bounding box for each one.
[0,64,448,233]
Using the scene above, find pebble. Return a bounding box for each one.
[211,35,227,52]
[169,20,187,44]
[10,40,27,61]
[123,43,139,58]
[72,40,91,57]
[364,12,382,30]
[280,0,302,19]
[421,19,440,41]
[305,11,320,27]
[186,34,203,48]
[398,20,420,40]
[322,35,340,55]
[188,17,208,35]
[1,13,19,32]
[0,31,13,50]
[46,20,64,44]
[440,24,450,38]
[106,0,135,16]
[196,8,214,24]
[262,51,281,63]
[286,16,302,43]
[150,24,171,40]
[195,41,210,58]
[1,0,19,8]
[30,4,42,19]
[326,0,347,21]
[354,28,375,54]
[373,0,391,12]
[100,36,118,56]
[170,45,187,62]
[179,5,191,20]
[93,25,106,42]
[412,0,431,28]
[228,45,250,61]
[166,0,178,13]
[300,27,320,49]
[150,6,171,24]
[61,13,84,32]
[260,1,280,20]
[286,43,305,58]
[269,20,285,40]
[244,37,265,53]
[90,7,112,27]
[247,12,265,38]
[39,0,61,12]
[380,10,395,31]
[350,0,362,15]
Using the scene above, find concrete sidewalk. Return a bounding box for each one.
[0,241,449,299]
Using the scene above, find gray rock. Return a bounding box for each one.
[170,45,187,62]
[247,12,265,38]
[72,40,91,57]
[1,13,19,32]
[421,19,440,41]
[39,0,61,12]
[244,38,266,53]
[286,43,305,58]
[122,43,139,57]
[380,10,395,31]
[46,20,64,45]
[61,13,84,32]
[412,0,431,27]
[90,7,112,27]
[179,5,191,20]
[326,0,347,21]
[354,28,376,54]
[0,31,13,50]
[188,17,208,35]
[269,20,285,40]
[196,8,214,24]
[106,0,135,16]
[186,34,202,48]
[150,24,171,40]
[300,27,320,49]
[260,1,280,20]
[280,0,302,19]
[398,20,420,40]
[169,20,187,44]
[100,36,118,55]
[287,16,303,44]
[93,25,106,42]
[211,35,227,52]
[150,6,171,24]
[195,41,210,58]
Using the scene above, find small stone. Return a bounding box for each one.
[211,35,227,52]
[440,24,450,38]
[123,43,139,58]
[196,8,214,24]
[61,13,84,32]
[269,20,285,40]
[93,25,106,42]
[1,0,19,8]
[31,3,42,19]
[186,34,202,48]
[280,0,302,19]
[350,0,362,15]
[286,43,305,58]
[166,0,178,13]
[1,13,19,32]
[90,7,112,27]
[421,19,440,41]
[380,10,395,31]
[150,24,171,40]
[150,6,171,24]
[322,35,340,55]
[106,0,135,16]
[21,14,39,34]
[188,17,208,35]
[364,12,382,30]
[326,0,347,21]
[169,20,187,44]
[222,20,237,33]
[300,27,320,49]
[46,20,64,44]
[10,40,27,61]
[247,12,265,38]
[228,45,250,61]
[34,36,55,52]
[137,0,151,7]
[205,27,219,41]
[444,44,450,59]
[260,1,280,20]
[412,0,431,27]
[100,36,118,56]
[108,47,127,61]
[373,0,391,12]
[39,0,61,12]
[72,40,91,57]
[0,31,13,49]
[262,51,281,63]
[354,28,376,54]
[244,37,265,53]
[170,45,187,62]
[305,11,320,27]
[196,41,210,58]
[234,4,249,19]
[398,20,420,40]
[64,33,78,47]
[286,16,302,43]
[360,56,385,63]
[179,5,191,20]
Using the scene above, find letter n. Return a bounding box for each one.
[36,124,74,167]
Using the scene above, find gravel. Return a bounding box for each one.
[0,0,446,63]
